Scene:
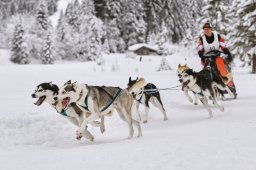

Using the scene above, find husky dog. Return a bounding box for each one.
[127,77,168,123]
[31,82,102,141]
[179,69,234,118]
[177,64,198,105]
[204,57,237,99]
[56,80,144,140]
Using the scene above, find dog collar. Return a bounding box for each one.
[60,109,69,117]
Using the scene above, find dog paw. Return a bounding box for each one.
[208,114,213,119]
[88,135,94,142]
[193,102,198,105]
[137,133,142,138]
[100,125,105,134]
[164,117,168,121]
[76,134,83,140]
[143,120,148,123]
[127,136,133,139]
[76,130,83,140]
[220,106,224,112]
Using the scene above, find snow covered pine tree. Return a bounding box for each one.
[10,21,30,64]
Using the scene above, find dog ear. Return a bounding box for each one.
[178,64,181,67]
[136,77,138,81]
[52,84,59,95]
[129,76,131,83]
[186,69,193,75]
[71,82,77,92]
[64,80,71,85]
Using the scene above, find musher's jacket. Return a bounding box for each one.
[197,31,231,60]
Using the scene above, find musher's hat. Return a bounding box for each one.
[203,22,212,29]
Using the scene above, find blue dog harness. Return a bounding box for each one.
[80,87,122,112]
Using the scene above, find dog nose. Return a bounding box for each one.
[179,79,182,83]
[31,94,36,98]
[54,97,58,100]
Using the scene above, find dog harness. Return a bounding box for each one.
[136,83,156,103]
[60,109,69,117]
[80,87,122,112]
[190,81,204,97]
[52,101,69,117]
[144,83,158,94]
[136,90,143,104]
[191,89,204,97]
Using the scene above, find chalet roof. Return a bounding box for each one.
[128,43,158,52]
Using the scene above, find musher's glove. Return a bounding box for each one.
[200,55,206,60]
[226,53,233,63]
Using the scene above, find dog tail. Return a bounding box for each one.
[127,78,147,93]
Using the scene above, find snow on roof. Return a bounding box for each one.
[128,43,158,52]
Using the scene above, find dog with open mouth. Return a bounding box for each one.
[177,64,199,105]
[31,82,104,141]
[179,68,234,118]
[55,80,144,140]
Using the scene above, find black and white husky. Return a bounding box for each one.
[179,69,234,118]
[31,82,102,141]
[127,77,168,123]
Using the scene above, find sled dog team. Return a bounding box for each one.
[32,64,234,141]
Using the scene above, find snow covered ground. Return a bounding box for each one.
[0,48,256,170]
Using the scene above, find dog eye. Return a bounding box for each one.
[62,91,66,94]
[38,89,43,92]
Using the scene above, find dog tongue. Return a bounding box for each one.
[34,97,44,106]
[182,85,185,91]
[62,99,68,108]
[182,81,189,90]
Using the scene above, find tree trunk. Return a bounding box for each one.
[252,54,256,74]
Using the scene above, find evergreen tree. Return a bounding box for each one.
[47,0,58,15]
[76,0,105,61]
[105,19,122,53]
[0,0,58,18]
[55,0,105,61]
[104,0,125,52]
[160,0,201,43]
[10,20,30,64]
[157,57,172,71]
[229,0,256,72]
[55,10,76,60]
[120,0,146,48]
[42,34,55,64]
[65,0,80,30]
[36,1,49,31]
[143,0,162,42]
[200,0,231,35]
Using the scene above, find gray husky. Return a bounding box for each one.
[56,80,143,140]
[31,82,103,141]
